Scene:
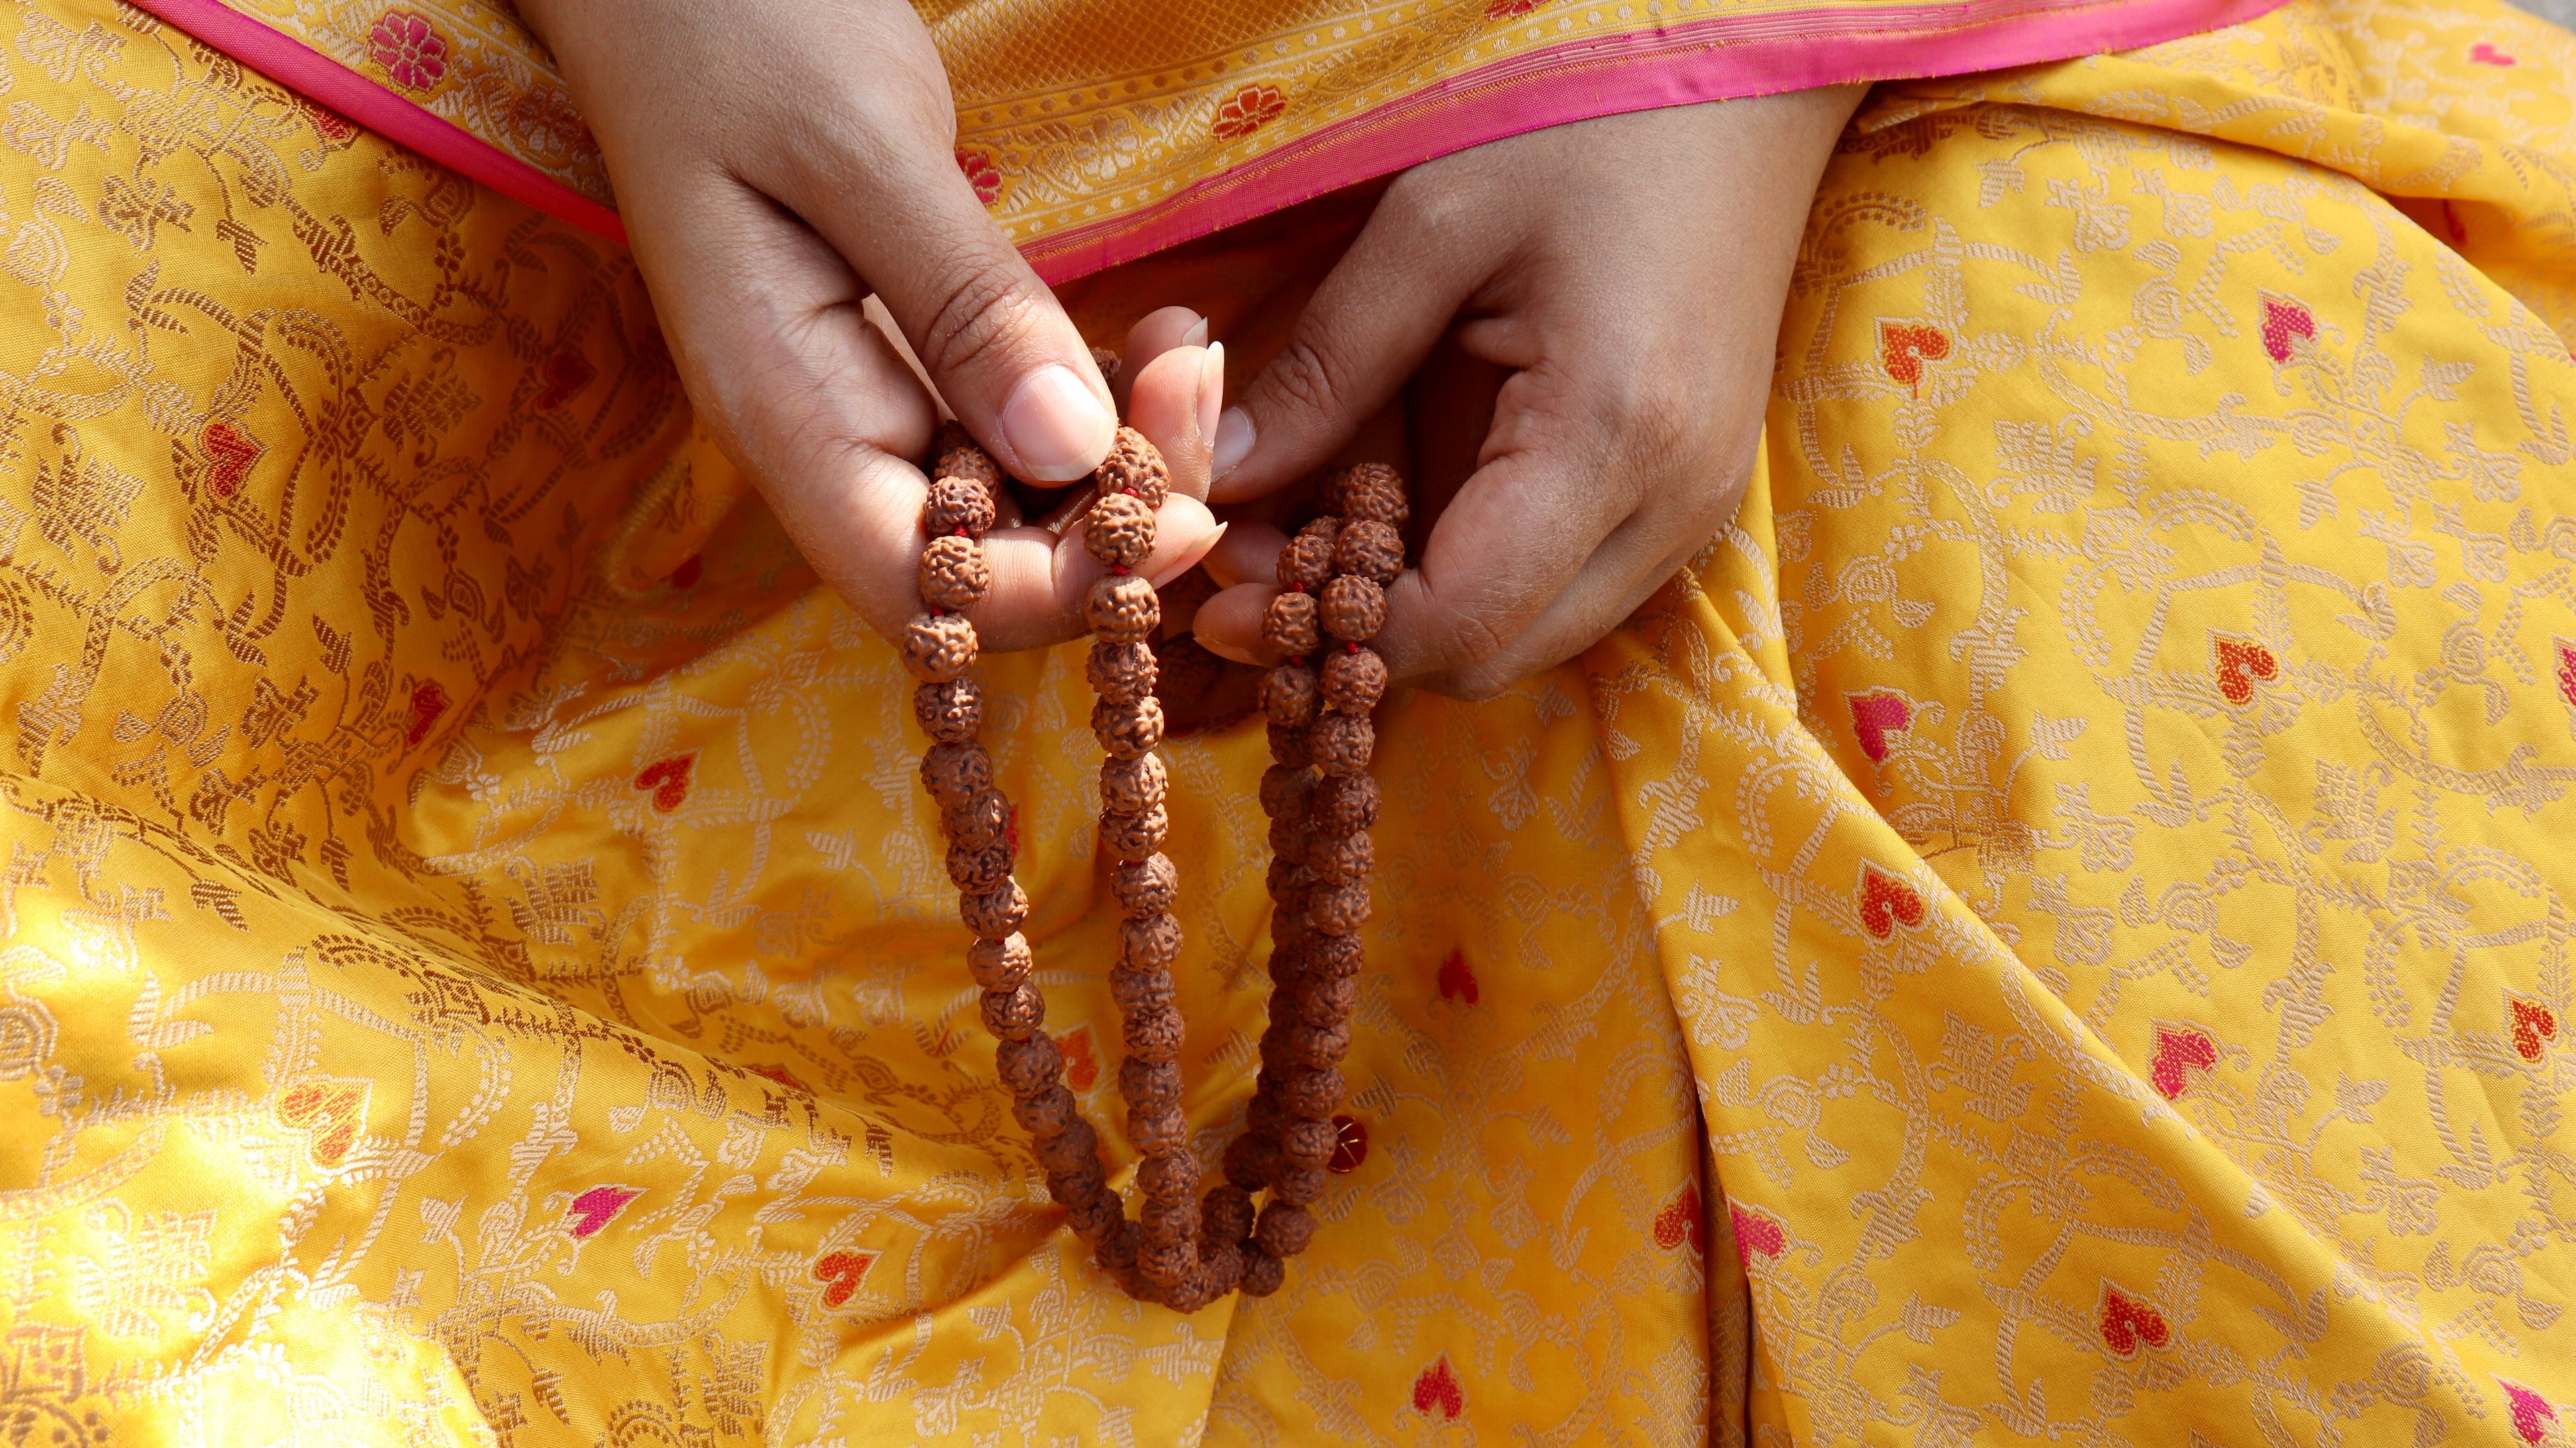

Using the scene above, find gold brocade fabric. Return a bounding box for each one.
[4,0,2576,1443]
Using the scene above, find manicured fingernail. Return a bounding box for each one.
[1182,314,1210,348]
[1001,364,1115,482]
[1150,522,1228,588]
[1197,343,1225,446]
[1212,406,1254,480]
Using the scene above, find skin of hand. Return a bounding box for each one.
[513,0,1226,651]
[1189,86,1866,699]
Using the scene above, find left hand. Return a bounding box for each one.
[1187,87,1864,698]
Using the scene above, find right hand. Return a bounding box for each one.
[516,0,1227,650]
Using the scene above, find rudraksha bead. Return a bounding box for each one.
[1332,519,1404,586]
[1198,1237,1244,1298]
[1319,576,1386,642]
[1267,813,1306,865]
[1100,803,1168,860]
[1245,1089,1291,1141]
[945,787,1008,850]
[1311,712,1374,777]
[1239,1245,1286,1296]
[1259,764,1316,821]
[1311,773,1380,832]
[1267,721,1313,769]
[1293,972,1358,1023]
[1083,491,1157,569]
[1320,648,1387,715]
[1128,1102,1188,1154]
[1277,1066,1343,1119]
[1309,880,1369,936]
[1049,1160,1110,1210]
[1285,1022,1350,1068]
[1137,1150,1200,1199]
[1280,1116,1338,1169]
[921,741,993,810]
[901,612,979,681]
[1122,1001,1185,1063]
[1111,854,1179,915]
[913,677,983,743]
[1306,829,1373,884]
[980,981,1044,1040]
[1266,857,1313,913]
[1263,590,1321,657]
[1062,1186,1122,1240]
[1202,1184,1256,1244]
[1034,1117,1098,1174]
[1254,1201,1316,1257]
[922,476,997,537]
[1120,1058,1183,1113]
[1261,665,1321,728]
[1095,426,1173,508]
[1138,1233,1193,1287]
[1092,1215,1139,1271]
[1091,695,1166,759]
[935,431,1004,490]
[1272,1163,1329,1207]
[1108,963,1172,1012]
[1223,1132,1279,1192]
[1013,1084,1077,1135]
[1086,641,1157,704]
[918,534,991,611]
[1119,911,1183,970]
[1099,754,1166,816]
[945,838,1014,893]
[961,880,1030,940]
[1086,573,1161,643]
[993,1027,1058,1092]
[1307,932,1364,977]
[1336,462,1410,527]
[1277,524,1338,592]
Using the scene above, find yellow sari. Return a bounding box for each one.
[3,0,2574,1443]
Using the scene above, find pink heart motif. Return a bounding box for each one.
[1848,690,1913,763]
[2470,42,2516,66]
[566,1186,639,1239]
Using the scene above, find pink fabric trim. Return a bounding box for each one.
[1022,0,2286,283]
[123,0,627,244]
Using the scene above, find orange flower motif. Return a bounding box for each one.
[812,1249,875,1308]
[1652,1182,1705,1254]
[2510,998,2558,1064]
[633,754,695,812]
[2214,636,2278,706]
[1212,85,1286,142]
[1058,1025,1099,1091]
[1411,1354,1464,1420]
[276,1078,370,1168]
[368,11,447,92]
[2098,1283,2171,1356]
[1878,321,1949,390]
[956,148,1003,206]
[1858,862,1926,940]
[201,420,263,499]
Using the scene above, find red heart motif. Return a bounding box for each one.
[566,1186,639,1239]
[1878,321,1951,390]
[1652,1183,1705,1254]
[813,1249,876,1308]
[2259,296,2315,362]
[2470,42,2517,66]
[2510,999,2559,1064]
[633,754,694,812]
[1729,1203,1786,1266]
[747,1064,811,1094]
[2099,1284,2171,1356]
[1330,1113,1369,1174]
[1858,864,1927,941]
[1059,1026,1099,1092]
[1411,1355,1465,1420]
[202,420,265,499]
[2555,641,2576,710]
[2148,1023,2219,1101]
[1847,690,1913,763]
[1437,949,1479,1005]
[534,347,596,410]
[276,1078,370,1168]
[405,681,449,748]
[669,553,704,590]
[955,147,1003,206]
[2502,1379,2560,1445]
[2214,636,2279,706]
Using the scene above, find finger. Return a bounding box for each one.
[1190,583,1281,667]
[1114,305,1209,414]
[1208,186,1497,502]
[1199,519,1290,590]
[974,494,1220,651]
[1121,341,1222,502]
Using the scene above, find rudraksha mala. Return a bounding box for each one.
[903,422,1405,1311]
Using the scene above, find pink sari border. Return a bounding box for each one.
[124,0,628,245]
[1022,0,2286,282]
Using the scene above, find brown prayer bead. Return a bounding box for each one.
[1272,1164,1329,1207]
[1137,1150,1201,1200]
[1259,764,1316,821]
[1099,754,1167,816]
[1062,1186,1122,1241]
[1091,695,1167,759]
[922,476,997,537]
[1266,857,1313,912]
[1086,641,1157,704]
[1267,813,1306,866]
[1293,972,1359,1023]
[1320,575,1387,642]
[946,788,1008,850]
[1085,573,1161,643]
[1307,932,1364,978]
[1263,590,1321,657]
[1083,490,1157,569]
[961,881,1030,940]
[1014,1084,1077,1135]
[1277,525,1337,592]
[1138,1233,1193,1287]
[1202,1184,1256,1244]
[1223,1132,1279,1192]
[1108,967,1173,1013]
[913,677,983,744]
[1111,854,1179,916]
[1119,911,1183,970]
[1311,773,1381,832]
[1120,1058,1183,1113]
[1255,1201,1316,1257]
[1100,803,1168,860]
[921,741,992,810]
[980,982,1044,1040]
[1095,426,1173,508]
[1310,880,1369,936]
[1093,1215,1139,1272]
[1285,1022,1350,1068]
[1281,1116,1338,1169]
[934,431,1004,490]
[1197,1237,1244,1298]
[1049,1160,1110,1209]
[918,534,991,611]
[1278,1066,1343,1119]
[945,838,1014,893]
[1332,519,1404,586]
[1239,1245,1286,1297]
[1306,829,1373,885]
[1035,1117,1098,1174]
[1267,721,1313,769]
[1262,665,1320,728]
[1129,1103,1188,1154]
[993,1027,1057,1092]
[901,612,978,681]
[1336,462,1411,527]
[1320,647,1387,715]
[1311,712,1374,777]
[1122,1001,1185,1063]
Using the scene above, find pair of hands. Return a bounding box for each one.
[519,0,1860,698]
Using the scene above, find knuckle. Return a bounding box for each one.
[1263,335,1354,420]
[913,256,1042,382]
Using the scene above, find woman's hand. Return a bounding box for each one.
[515,0,1226,650]
[1189,88,1864,698]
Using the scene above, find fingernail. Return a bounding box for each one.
[1182,314,1210,348]
[1212,406,1254,480]
[1197,342,1225,446]
[1150,522,1228,588]
[1191,629,1266,667]
[1001,365,1115,482]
